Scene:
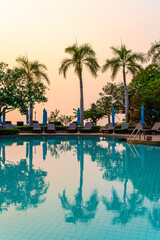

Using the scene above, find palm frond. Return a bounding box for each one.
[60,43,99,78]
[102,58,120,74]
[16,56,30,72]
[59,58,73,78]
[127,52,145,63]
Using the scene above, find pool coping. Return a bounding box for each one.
[0,132,159,146]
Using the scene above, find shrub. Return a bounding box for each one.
[0,128,20,135]
[55,126,68,131]
[15,126,33,132]
[92,125,100,132]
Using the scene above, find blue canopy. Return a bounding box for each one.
[140,105,145,126]
[2,109,5,125]
[112,107,115,126]
[26,109,29,125]
[0,115,2,124]
[42,108,47,126]
[77,108,80,126]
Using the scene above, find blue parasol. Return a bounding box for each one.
[140,105,145,126]
[26,109,29,125]
[2,108,5,125]
[0,115,2,124]
[112,107,115,126]
[42,108,47,126]
[77,108,80,126]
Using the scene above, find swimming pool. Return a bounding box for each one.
[0,136,160,240]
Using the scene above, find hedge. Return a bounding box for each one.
[0,128,20,135]
[15,126,33,132]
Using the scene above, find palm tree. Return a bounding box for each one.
[102,44,145,123]
[59,43,100,126]
[16,56,50,126]
[148,40,160,64]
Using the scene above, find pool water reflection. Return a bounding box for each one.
[0,136,160,240]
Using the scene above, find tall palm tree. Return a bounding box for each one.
[148,40,160,64]
[59,43,100,126]
[102,44,145,123]
[16,56,50,126]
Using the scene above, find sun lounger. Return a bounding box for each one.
[46,123,56,133]
[80,122,93,133]
[32,123,42,133]
[4,123,14,129]
[102,123,115,134]
[115,123,129,134]
[142,122,160,135]
[141,122,160,139]
[67,123,77,132]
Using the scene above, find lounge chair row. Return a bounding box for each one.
[102,122,160,134]
[33,122,93,133]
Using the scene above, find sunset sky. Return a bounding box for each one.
[0,0,160,123]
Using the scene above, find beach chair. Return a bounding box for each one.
[141,122,160,139]
[46,123,56,133]
[115,123,129,134]
[32,123,42,133]
[102,123,115,134]
[80,122,93,133]
[67,122,77,133]
[4,123,14,129]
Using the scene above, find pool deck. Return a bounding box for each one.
[5,132,159,146]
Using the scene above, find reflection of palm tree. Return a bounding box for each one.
[59,139,99,223]
[0,141,49,213]
[48,141,73,159]
[103,188,146,225]
[149,207,160,229]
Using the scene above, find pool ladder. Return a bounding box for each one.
[128,128,141,143]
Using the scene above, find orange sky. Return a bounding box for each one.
[0,0,160,124]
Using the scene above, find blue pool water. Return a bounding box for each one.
[0,136,160,240]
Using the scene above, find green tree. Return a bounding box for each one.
[58,114,73,126]
[48,109,73,125]
[84,103,105,125]
[59,43,100,126]
[47,109,60,123]
[0,63,27,116]
[102,44,145,123]
[16,56,50,126]
[99,82,125,113]
[129,64,160,125]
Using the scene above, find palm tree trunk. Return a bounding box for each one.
[79,73,84,127]
[123,70,129,123]
[29,101,33,126]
